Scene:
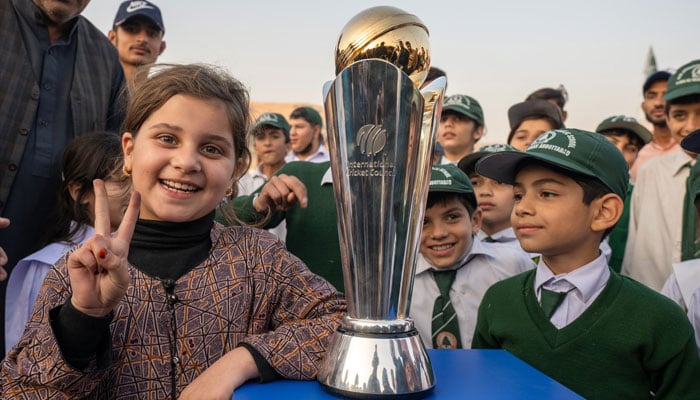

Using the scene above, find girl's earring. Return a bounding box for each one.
[225,186,234,198]
[123,166,132,178]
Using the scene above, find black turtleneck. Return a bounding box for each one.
[128,211,214,281]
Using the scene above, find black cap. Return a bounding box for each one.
[643,70,671,94]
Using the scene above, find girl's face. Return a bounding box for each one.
[122,94,237,222]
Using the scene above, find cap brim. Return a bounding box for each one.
[457,151,488,174]
[442,105,481,124]
[475,150,599,185]
[681,129,700,153]
[598,121,652,144]
[664,84,700,102]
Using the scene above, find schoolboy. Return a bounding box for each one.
[286,107,328,163]
[471,128,700,399]
[507,99,564,151]
[436,95,485,164]
[238,113,291,196]
[457,144,521,247]
[662,129,700,355]
[409,165,532,349]
[595,115,652,272]
[622,59,700,291]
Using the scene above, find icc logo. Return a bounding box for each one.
[357,125,387,156]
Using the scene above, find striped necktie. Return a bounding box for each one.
[431,269,462,349]
[540,287,574,318]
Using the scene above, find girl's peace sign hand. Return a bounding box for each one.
[67,179,140,318]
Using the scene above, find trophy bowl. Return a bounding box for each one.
[318,6,446,399]
[334,5,430,89]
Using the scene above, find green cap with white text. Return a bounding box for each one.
[442,94,484,125]
[475,129,629,199]
[664,59,700,102]
[596,115,652,144]
[429,164,477,209]
[252,112,290,139]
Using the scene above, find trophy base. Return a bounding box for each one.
[317,327,435,399]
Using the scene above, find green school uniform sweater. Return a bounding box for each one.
[472,270,700,399]
[227,161,343,291]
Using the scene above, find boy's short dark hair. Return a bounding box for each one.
[426,191,476,217]
[600,130,645,152]
[665,93,700,114]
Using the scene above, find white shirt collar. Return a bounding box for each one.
[534,252,610,303]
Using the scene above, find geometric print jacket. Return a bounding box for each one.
[1,224,346,399]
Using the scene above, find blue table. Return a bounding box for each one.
[236,349,584,399]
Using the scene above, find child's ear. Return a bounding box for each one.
[67,181,84,203]
[122,132,134,175]
[590,193,623,233]
[470,207,483,233]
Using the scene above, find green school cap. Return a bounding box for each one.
[457,144,519,175]
[429,164,477,209]
[476,128,629,199]
[442,94,484,125]
[596,115,652,144]
[291,106,323,127]
[252,112,290,138]
[664,59,700,102]
[681,128,700,154]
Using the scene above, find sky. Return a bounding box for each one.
[83,0,699,144]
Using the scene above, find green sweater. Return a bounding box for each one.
[225,161,343,291]
[472,270,700,399]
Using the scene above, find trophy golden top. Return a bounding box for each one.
[334,6,430,88]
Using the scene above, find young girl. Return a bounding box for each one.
[1,64,345,399]
[4,132,130,352]
[506,99,564,151]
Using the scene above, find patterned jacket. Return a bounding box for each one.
[1,225,346,399]
[0,1,125,211]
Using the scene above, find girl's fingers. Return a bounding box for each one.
[115,191,140,244]
[92,179,111,237]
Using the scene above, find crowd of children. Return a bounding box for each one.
[1,46,700,398]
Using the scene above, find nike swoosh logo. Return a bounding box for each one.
[126,2,155,13]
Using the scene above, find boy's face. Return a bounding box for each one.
[667,102,700,157]
[289,118,320,156]
[469,174,514,234]
[109,17,165,68]
[512,164,599,259]
[510,119,554,151]
[438,112,483,155]
[252,127,289,168]
[421,197,482,269]
[602,133,640,168]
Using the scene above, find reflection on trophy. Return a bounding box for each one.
[317,6,446,398]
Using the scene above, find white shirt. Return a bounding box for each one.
[439,155,458,165]
[285,143,330,163]
[5,225,93,353]
[661,259,700,311]
[410,239,534,348]
[534,253,610,329]
[237,166,268,197]
[622,150,693,291]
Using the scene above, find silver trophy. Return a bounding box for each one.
[317,6,446,398]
